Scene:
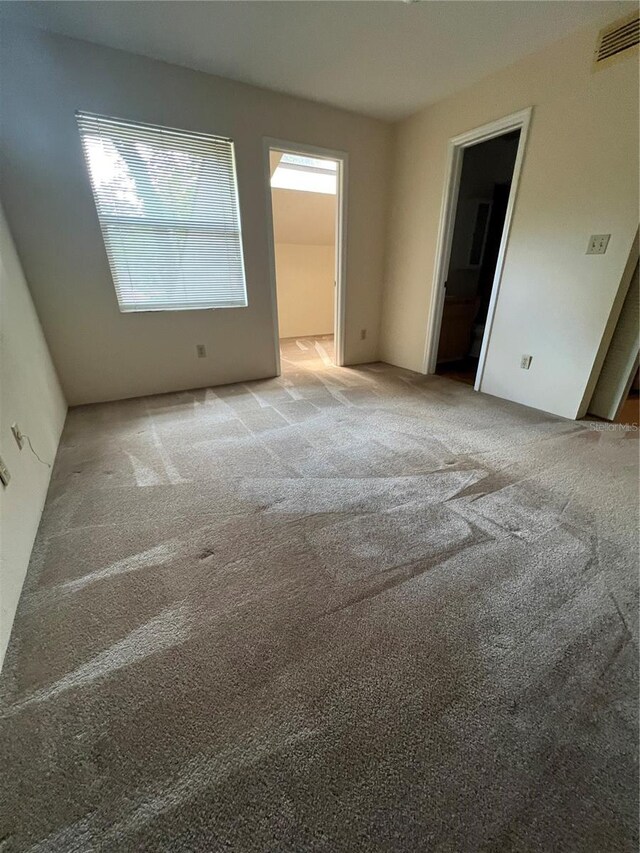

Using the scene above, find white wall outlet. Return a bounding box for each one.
[520,354,532,370]
[11,423,24,449]
[360,328,367,341]
[0,454,10,486]
[196,344,207,358]
[586,234,610,255]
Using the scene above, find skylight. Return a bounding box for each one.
[271,154,337,195]
[280,154,337,171]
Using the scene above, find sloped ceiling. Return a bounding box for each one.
[272,189,336,247]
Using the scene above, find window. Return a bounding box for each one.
[271,154,337,195]
[76,112,248,312]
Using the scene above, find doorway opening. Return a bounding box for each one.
[586,256,639,428]
[264,141,347,372]
[423,108,532,390]
[436,131,520,385]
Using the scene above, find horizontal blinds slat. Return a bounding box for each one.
[76,111,248,312]
[78,111,233,143]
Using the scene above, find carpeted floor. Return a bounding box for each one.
[1,337,638,852]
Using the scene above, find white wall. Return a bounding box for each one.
[0,202,67,668]
[0,24,391,405]
[275,244,335,339]
[381,21,639,419]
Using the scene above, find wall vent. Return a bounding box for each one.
[594,12,639,69]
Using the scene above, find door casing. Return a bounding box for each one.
[263,137,348,372]
[422,108,533,391]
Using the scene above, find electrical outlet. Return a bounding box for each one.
[360,328,367,341]
[0,454,10,486]
[520,355,532,370]
[11,423,24,450]
[196,344,207,358]
[586,234,610,255]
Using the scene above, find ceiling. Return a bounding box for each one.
[2,1,634,121]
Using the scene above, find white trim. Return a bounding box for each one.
[421,108,533,392]
[262,136,348,370]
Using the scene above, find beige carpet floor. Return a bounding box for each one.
[1,338,638,851]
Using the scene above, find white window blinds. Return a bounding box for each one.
[76,112,248,312]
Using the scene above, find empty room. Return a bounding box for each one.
[0,2,638,851]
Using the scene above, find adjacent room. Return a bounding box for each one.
[269,149,340,368]
[0,2,638,851]
[436,131,520,386]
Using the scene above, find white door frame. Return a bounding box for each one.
[263,137,348,373]
[422,107,533,391]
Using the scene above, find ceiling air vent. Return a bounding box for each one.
[594,11,639,69]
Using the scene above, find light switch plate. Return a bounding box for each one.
[0,454,10,486]
[520,354,532,370]
[586,234,610,255]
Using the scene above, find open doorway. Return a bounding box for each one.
[423,109,531,390]
[436,131,520,386]
[587,258,639,428]
[264,142,346,371]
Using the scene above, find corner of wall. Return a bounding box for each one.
[0,200,67,670]
[576,229,640,419]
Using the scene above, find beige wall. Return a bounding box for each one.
[588,260,639,420]
[0,202,67,668]
[0,24,391,405]
[272,188,336,246]
[381,21,639,419]
[271,185,336,339]
[275,244,335,339]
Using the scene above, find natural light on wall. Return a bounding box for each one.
[271,154,337,195]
